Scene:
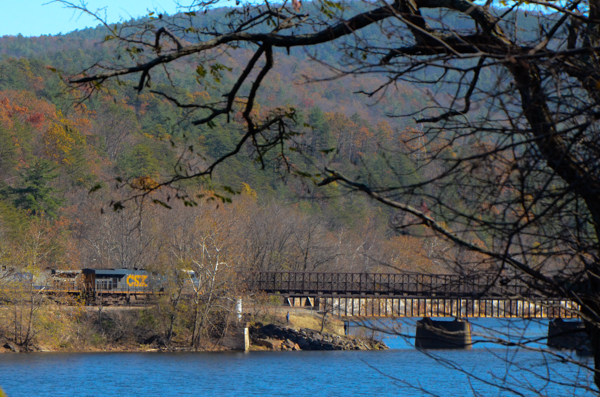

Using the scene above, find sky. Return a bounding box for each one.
[1,0,184,37]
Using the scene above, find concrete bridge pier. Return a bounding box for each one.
[547,318,590,352]
[415,318,472,349]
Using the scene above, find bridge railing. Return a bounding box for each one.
[245,271,552,299]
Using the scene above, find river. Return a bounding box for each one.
[0,318,596,396]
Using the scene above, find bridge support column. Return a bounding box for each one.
[547,318,590,352]
[415,318,472,349]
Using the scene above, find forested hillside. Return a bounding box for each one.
[0,4,487,276]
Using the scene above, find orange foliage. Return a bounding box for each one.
[377,235,439,273]
[0,91,56,131]
[377,121,394,142]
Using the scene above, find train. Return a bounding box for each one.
[0,267,200,305]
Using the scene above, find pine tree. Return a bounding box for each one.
[8,159,62,218]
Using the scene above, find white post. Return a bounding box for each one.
[236,298,243,321]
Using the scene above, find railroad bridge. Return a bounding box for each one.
[246,271,579,319]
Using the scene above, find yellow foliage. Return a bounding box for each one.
[42,111,87,165]
[241,183,257,198]
[43,123,76,164]
[192,91,211,101]
[130,176,160,191]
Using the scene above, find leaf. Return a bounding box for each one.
[196,65,207,78]
[294,171,313,178]
[153,199,172,209]
[88,183,103,194]
[213,193,232,203]
[223,186,240,195]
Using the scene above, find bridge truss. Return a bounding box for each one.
[246,272,579,318]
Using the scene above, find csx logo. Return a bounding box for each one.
[126,275,148,287]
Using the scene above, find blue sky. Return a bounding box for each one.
[1,1,183,37]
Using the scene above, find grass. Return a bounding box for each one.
[250,306,345,335]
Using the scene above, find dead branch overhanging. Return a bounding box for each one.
[69,4,400,86]
[317,167,570,296]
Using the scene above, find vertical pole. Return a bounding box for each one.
[560,300,563,318]
[359,298,362,317]
[398,299,406,317]
[385,298,388,317]
[483,300,487,317]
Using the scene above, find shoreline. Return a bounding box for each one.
[0,305,389,354]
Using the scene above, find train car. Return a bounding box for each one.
[82,268,156,305]
[2,267,202,306]
[0,268,82,304]
[45,269,83,294]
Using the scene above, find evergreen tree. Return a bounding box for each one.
[7,159,62,218]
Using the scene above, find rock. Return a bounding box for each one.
[249,323,388,351]
[254,339,275,349]
[254,338,283,350]
[4,342,20,353]
[271,339,283,350]
[28,344,40,352]
[297,338,311,350]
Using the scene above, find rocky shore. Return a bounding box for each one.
[250,323,388,351]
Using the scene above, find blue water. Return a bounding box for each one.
[0,319,596,397]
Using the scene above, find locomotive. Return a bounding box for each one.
[82,268,159,305]
[0,267,199,305]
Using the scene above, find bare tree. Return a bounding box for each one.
[93,98,139,162]
[57,0,600,392]
[81,200,160,269]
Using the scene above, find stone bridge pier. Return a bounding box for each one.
[415,318,472,349]
[547,318,590,352]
